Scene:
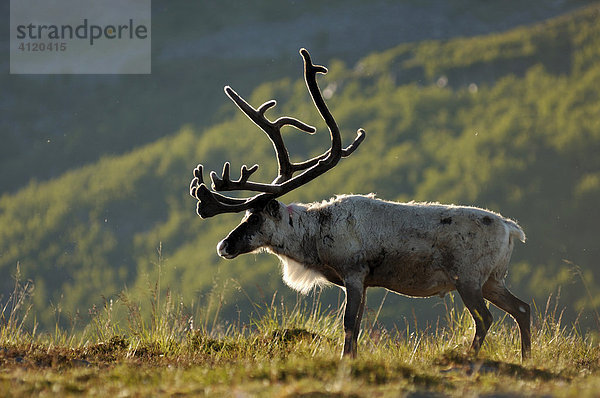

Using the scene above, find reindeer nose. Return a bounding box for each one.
[217,239,235,260]
[217,240,228,256]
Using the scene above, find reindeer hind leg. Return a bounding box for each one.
[483,279,531,360]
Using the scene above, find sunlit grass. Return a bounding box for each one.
[1,266,599,397]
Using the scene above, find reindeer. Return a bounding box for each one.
[189,49,530,360]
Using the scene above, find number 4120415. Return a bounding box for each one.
[18,42,67,52]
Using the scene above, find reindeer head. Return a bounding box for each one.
[189,49,365,258]
[216,200,287,259]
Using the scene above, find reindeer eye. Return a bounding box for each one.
[247,214,260,226]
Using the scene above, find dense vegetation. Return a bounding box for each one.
[1,4,600,334]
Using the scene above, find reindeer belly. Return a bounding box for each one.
[364,250,455,298]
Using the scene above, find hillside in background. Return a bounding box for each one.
[0,0,591,193]
[1,2,600,330]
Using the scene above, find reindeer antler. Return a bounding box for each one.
[190,48,366,218]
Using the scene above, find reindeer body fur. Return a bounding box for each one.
[260,195,524,298]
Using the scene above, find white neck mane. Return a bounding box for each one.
[277,254,328,295]
[265,202,330,295]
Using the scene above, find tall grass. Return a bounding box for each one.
[0,265,596,366]
[0,263,36,346]
[1,260,599,397]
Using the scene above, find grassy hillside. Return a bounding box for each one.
[2,4,600,330]
[0,0,591,193]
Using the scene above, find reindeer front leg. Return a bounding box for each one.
[342,275,366,358]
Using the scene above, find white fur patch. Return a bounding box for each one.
[278,255,328,295]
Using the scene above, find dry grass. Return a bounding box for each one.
[1,266,599,397]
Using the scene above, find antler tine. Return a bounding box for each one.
[240,164,260,183]
[298,48,341,166]
[210,162,274,192]
[256,99,317,135]
[226,87,316,135]
[189,164,205,199]
[342,128,367,156]
[290,128,367,172]
[191,164,272,218]
[224,86,317,181]
[190,164,246,204]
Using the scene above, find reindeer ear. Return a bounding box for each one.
[265,200,281,219]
